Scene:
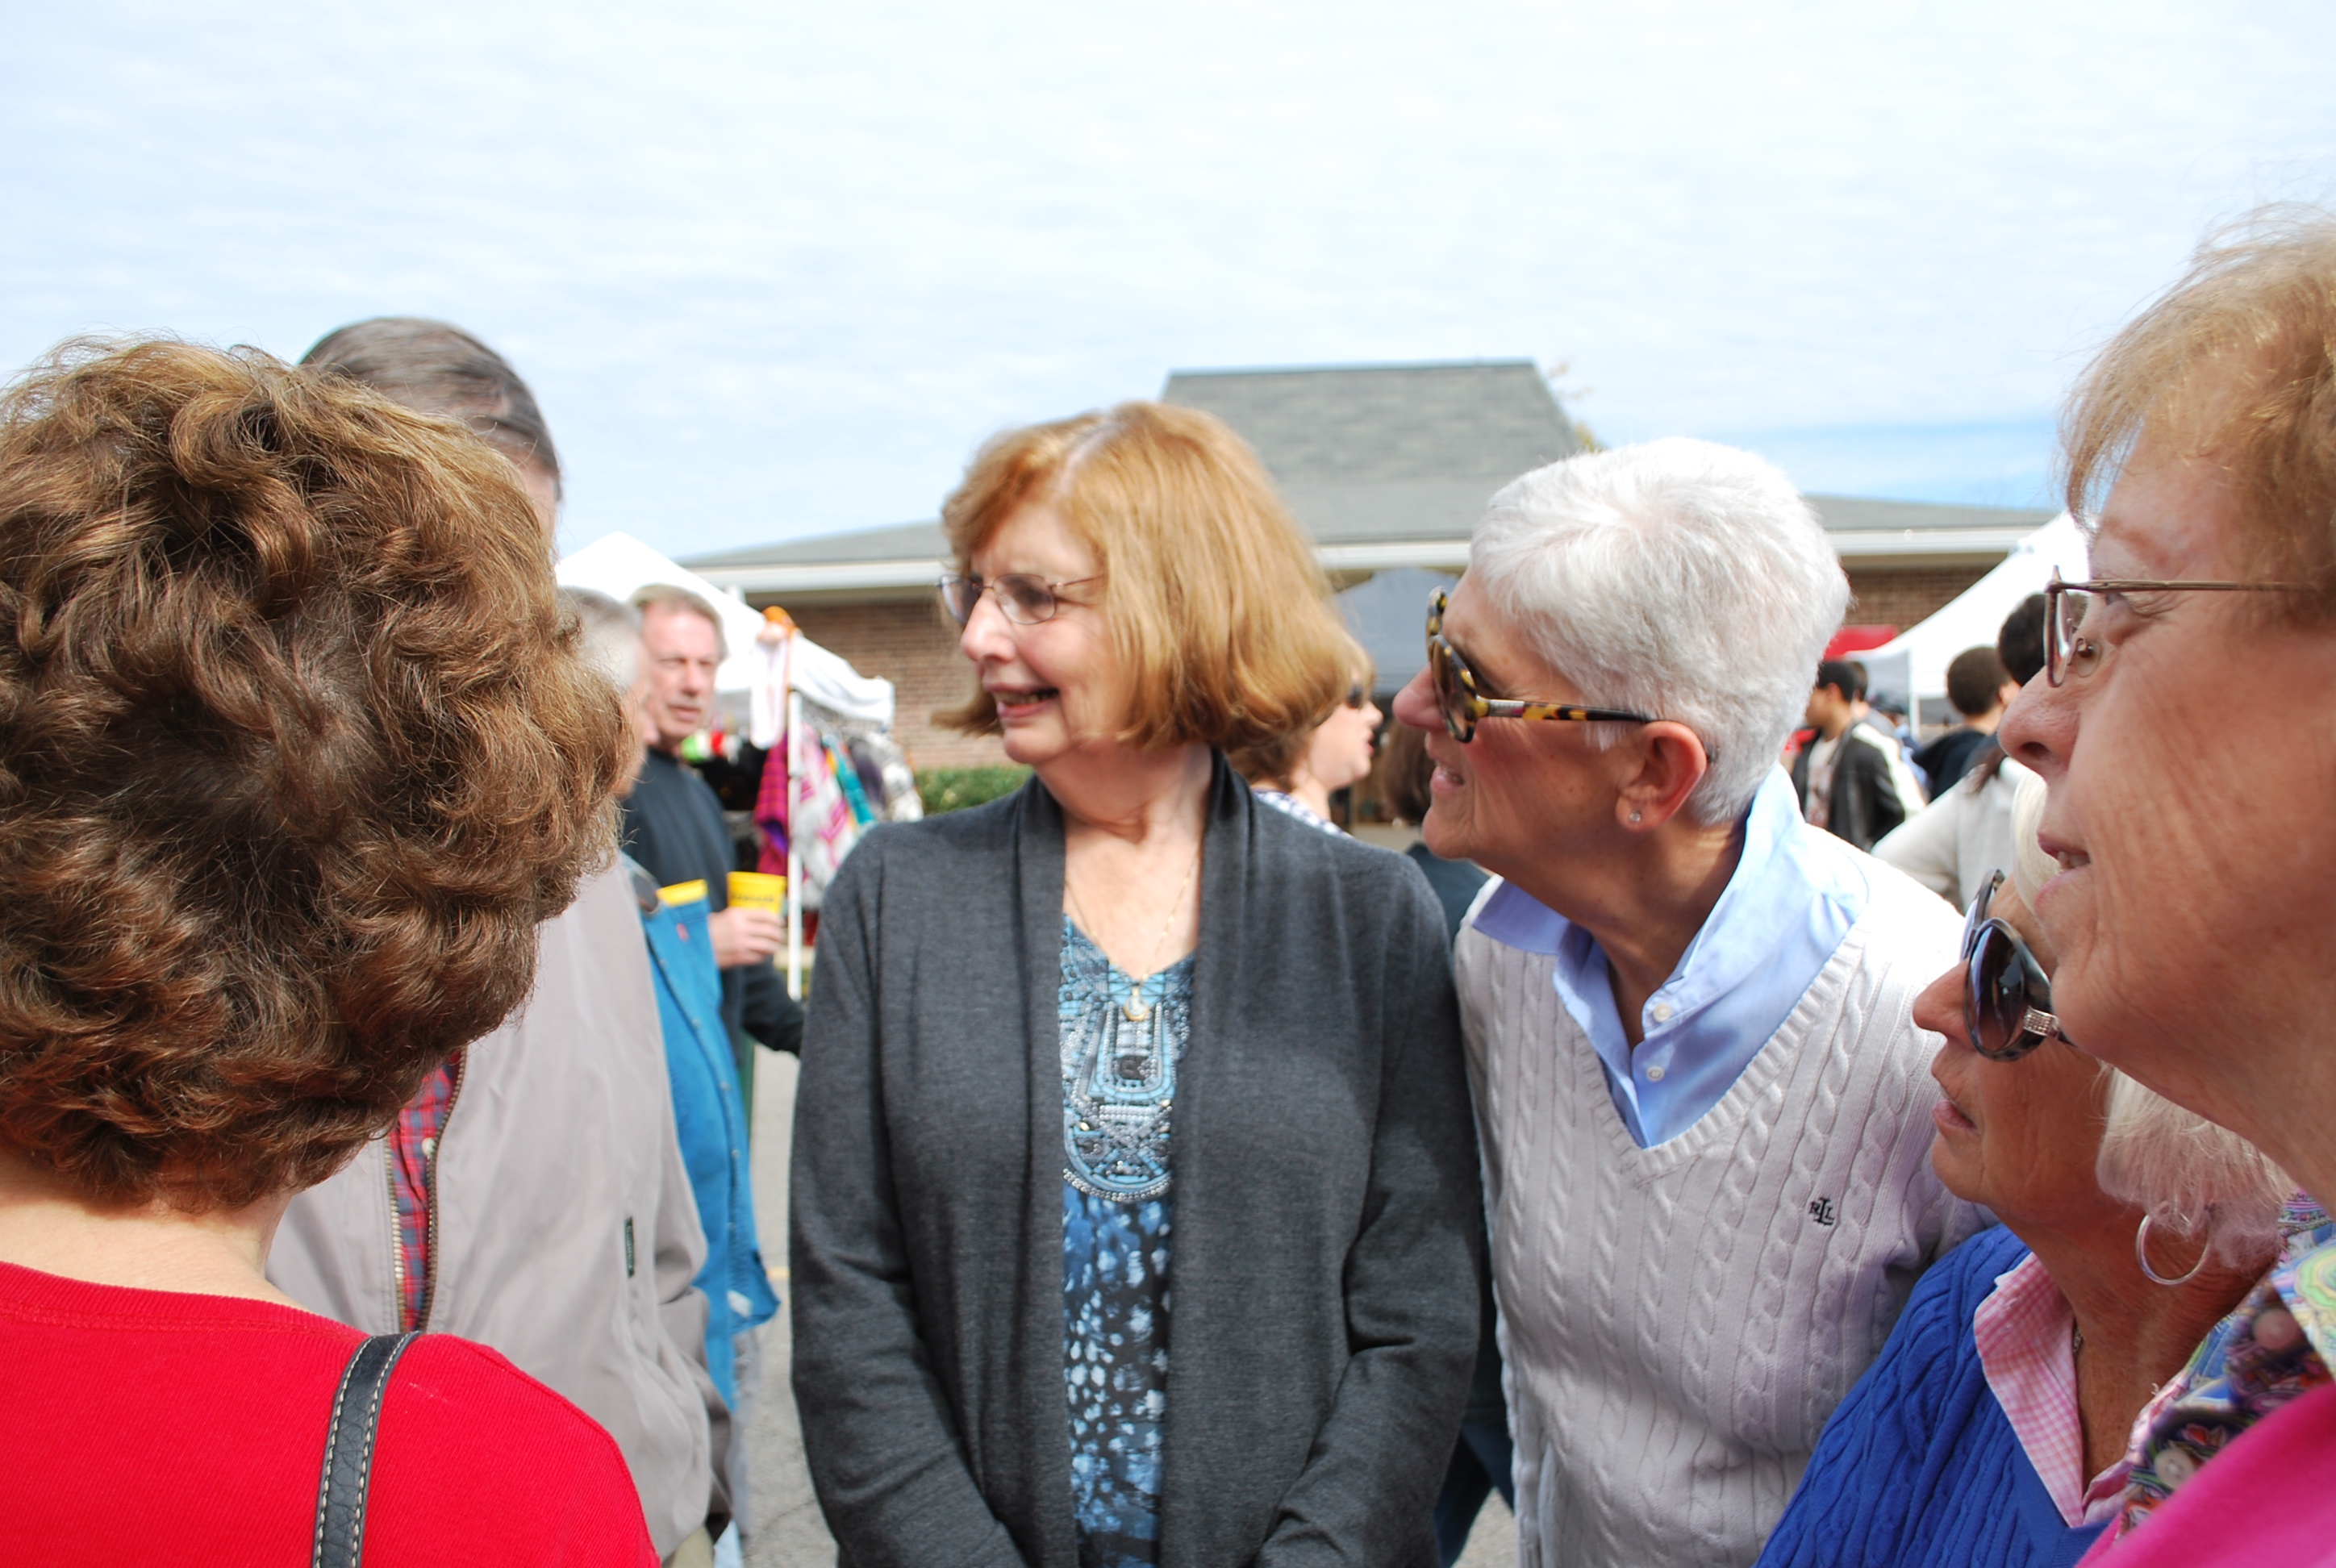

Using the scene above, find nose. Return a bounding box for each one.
[1391,667,1438,732]
[1996,672,2075,786]
[957,588,1016,665]
[1911,962,1968,1050]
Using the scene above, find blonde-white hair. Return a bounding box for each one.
[2004,772,2292,1263]
[1469,439,1848,826]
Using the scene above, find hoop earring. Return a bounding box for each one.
[2135,1214,2209,1287]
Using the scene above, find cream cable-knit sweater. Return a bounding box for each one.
[1457,860,1983,1568]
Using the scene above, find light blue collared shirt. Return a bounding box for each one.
[1470,767,1871,1147]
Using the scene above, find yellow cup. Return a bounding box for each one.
[728,871,786,915]
[657,879,708,908]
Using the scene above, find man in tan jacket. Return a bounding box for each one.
[272,317,727,1565]
[269,861,726,1559]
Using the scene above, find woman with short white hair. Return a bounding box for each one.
[1758,772,2318,1568]
[1392,437,1984,1568]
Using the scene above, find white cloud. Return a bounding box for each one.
[4,0,2331,555]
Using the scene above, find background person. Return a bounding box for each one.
[1394,438,1984,1568]
[1379,719,1508,1564]
[1795,657,1916,849]
[1999,207,2336,1566]
[276,318,727,1565]
[1229,632,1381,833]
[1382,719,1491,943]
[621,583,805,1097]
[1759,774,2312,1568]
[1875,607,2047,912]
[1914,645,2021,792]
[791,402,1480,1568]
[0,340,653,1563]
[569,589,780,1562]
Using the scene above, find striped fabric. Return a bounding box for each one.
[1971,1252,2129,1527]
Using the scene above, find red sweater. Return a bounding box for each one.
[0,1260,657,1566]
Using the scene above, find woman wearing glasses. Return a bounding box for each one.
[1230,636,1383,834]
[1992,211,2336,1566]
[1758,774,2312,1568]
[1387,438,1986,1568]
[790,402,1480,1568]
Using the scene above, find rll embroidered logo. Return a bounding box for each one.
[1808,1197,1838,1228]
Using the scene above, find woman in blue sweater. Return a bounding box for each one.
[1758,777,2305,1568]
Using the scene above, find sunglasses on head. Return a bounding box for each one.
[1958,869,2069,1061]
[1423,587,1658,744]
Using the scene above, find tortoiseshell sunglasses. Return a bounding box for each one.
[1425,588,1658,744]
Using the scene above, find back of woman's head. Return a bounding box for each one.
[302,317,561,495]
[0,340,624,1210]
[938,401,1350,753]
[1378,720,1437,827]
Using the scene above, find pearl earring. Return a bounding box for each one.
[1629,811,1643,824]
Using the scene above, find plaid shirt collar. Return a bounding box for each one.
[1973,1250,2130,1528]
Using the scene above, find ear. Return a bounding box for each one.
[1616,722,1711,831]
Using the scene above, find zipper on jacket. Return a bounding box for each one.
[418,1053,467,1332]
[385,1054,468,1333]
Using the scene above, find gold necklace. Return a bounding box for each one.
[1066,844,1202,1023]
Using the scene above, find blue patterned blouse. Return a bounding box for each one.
[1060,917,1193,1568]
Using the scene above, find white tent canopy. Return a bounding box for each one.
[1858,513,2088,708]
[557,530,894,724]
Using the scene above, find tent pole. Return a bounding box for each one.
[786,687,803,1000]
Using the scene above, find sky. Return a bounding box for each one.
[6,2,2334,561]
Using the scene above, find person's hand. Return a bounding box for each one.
[707,906,785,968]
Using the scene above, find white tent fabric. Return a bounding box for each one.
[556,530,895,724]
[1858,514,2088,705]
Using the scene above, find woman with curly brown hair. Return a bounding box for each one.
[0,340,657,1565]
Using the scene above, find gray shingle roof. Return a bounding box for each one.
[1159,360,1582,488]
[677,362,2055,589]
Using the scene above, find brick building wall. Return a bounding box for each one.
[774,564,1995,774]
[1842,565,1992,637]
[774,598,1011,769]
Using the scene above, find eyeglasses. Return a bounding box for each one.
[1958,869,2066,1061]
[2044,571,2309,687]
[938,570,1102,628]
[1425,588,1658,744]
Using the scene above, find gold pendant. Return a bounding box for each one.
[1123,995,1150,1023]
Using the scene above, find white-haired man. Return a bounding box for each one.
[1391,439,1984,1568]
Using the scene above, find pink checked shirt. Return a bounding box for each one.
[1972,1253,2132,1528]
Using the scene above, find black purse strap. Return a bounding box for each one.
[312,1331,419,1568]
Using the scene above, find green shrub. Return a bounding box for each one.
[915,765,1032,815]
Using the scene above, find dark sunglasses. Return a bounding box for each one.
[1424,587,1658,744]
[1958,869,2067,1061]
[937,570,1102,628]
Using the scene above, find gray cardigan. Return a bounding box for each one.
[790,760,1480,1568]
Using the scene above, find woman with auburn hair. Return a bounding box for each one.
[0,340,654,1564]
[1999,206,2336,1565]
[791,402,1480,1568]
